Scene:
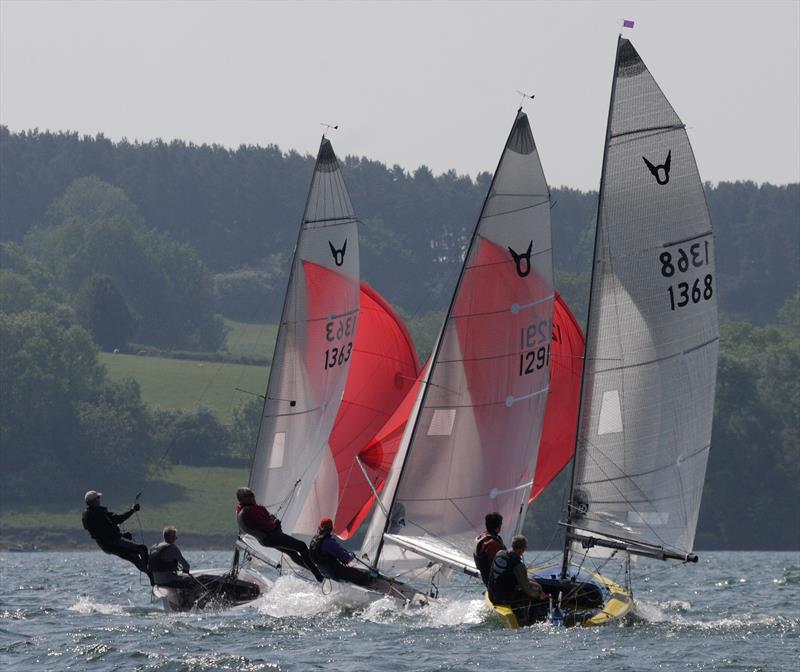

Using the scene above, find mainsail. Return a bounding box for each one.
[249,137,360,536]
[361,110,554,573]
[565,38,719,561]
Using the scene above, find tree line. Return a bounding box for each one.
[1,127,797,327]
[0,127,797,547]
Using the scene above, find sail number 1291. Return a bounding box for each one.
[518,319,551,376]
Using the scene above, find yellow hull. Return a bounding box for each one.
[484,564,633,628]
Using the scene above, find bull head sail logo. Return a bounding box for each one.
[508,241,534,278]
[643,150,672,185]
[329,239,347,266]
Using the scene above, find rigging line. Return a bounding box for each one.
[577,441,672,551]
[579,443,710,485]
[448,497,479,532]
[355,455,389,517]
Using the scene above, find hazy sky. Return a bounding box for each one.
[2,1,798,190]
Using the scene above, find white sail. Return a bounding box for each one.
[249,138,360,536]
[567,38,719,558]
[362,111,554,575]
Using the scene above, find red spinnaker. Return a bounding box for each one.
[329,283,420,539]
[529,291,584,502]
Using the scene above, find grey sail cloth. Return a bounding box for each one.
[362,111,554,570]
[249,138,360,536]
[570,38,719,556]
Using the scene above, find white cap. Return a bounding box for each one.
[84,490,102,504]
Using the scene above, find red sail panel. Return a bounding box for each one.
[529,292,585,502]
[302,260,360,405]
[338,360,429,539]
[329,282,420,539]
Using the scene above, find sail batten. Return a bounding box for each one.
[566,38,719,559]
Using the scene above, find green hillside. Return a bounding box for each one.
[99,351,268,425]
[0,465,247,537]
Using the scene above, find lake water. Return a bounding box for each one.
[1,550,797,671]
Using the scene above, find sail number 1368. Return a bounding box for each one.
[659,242,714,311]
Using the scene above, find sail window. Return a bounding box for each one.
[427,409,456,436]
[268,433,286,468]
[627,511,669,526]
[598,390,623,435]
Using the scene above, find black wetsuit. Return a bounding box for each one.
[488,550,545,625]
[309,531,372,586]
[236,505,324,582]
[149,541,192,588]
[82,504,148,573]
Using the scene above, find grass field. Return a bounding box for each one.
[98,319,276,425]
[0,465,248,537]
[222,319,278,359]
[100,352,268,425]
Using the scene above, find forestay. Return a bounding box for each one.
[249,138,360,536]
[362,111,554,574]
[569,38,719,557]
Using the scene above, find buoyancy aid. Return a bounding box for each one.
[148,542,178,573]
[473,532,505,585]
[309,532,336,566]
[488,549,522,603]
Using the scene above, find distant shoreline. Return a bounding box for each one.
[2,528,797,552]
[0,528,237,551]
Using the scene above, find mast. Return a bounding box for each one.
[560,36,622,579]
[248,135,328,486]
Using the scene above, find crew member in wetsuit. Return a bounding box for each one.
[81,490,149,576]
[149,526,193,588]
[235,487,324,582]
[309,517,372,586]
[488,534,547,626]
[474,512,505,587]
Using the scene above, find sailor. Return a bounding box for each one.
[81,490,149,575]
[234,487,324,582]
[488,534,547,626]
[474,512,506,586]
[309,517,372,586]
[149,526,193,588]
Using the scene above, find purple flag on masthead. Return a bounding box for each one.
[623,19,635,28]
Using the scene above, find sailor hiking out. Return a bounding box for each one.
[81,490,150,578]
[309,517,373,586]
[235,487,324,582]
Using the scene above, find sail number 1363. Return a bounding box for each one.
[659,241,713,311]
[324,316,355,371]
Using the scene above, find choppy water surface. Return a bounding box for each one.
[1,551,797,671]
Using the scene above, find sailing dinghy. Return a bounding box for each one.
[488,36,719,628]
[227,135,427,606]
[359,108,556,597]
